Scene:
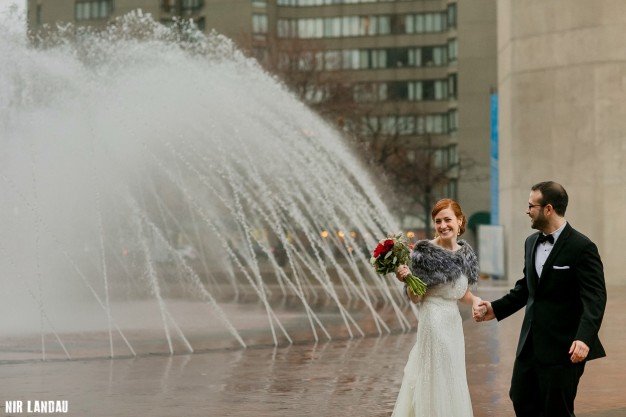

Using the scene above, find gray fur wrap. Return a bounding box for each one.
[409,239,479,286]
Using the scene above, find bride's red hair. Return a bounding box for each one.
[431,198,466,236]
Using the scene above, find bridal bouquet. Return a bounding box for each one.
[370,233,427,296]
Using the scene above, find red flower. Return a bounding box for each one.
[373,239,395,258]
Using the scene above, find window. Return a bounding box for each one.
[371,49,387,69]
[435,145,459,169]
[390,14,405,34]
[432,46,447,66]
[342,16,359,37]
[388,82,408,100]
[405,15,414,34]
[195,17,205,31]
[324,51,341,70]
[252,0,267,7]
[75,0,112,21]
[181,0,203,11]
[342,50,360,70]
[422,47,434,66]
[363,113,452,136]
[448,74,457,99]
[410,47,447,68]
[278,14,427,39]
[387,48,408,67]
[277,0,397,5]
[448,109,458,132]
[286,46,450,71]
[408,49,420,67]
[425,114,448,134]
[304,85,327,103]
[448,38,458,62]
[324,17,341,37]
[408,82,422,101]
[353,83,387,103]
[252,14,268,34]
[378,15,391,34]
[359,50,369,69]
[406,12,447,34]
[447,3,457,29]
[360,16,373,35]
[415,14,424,33]
[446,181,458,200]
[277,19,297,38]
[434,80,448,100]
[397,116,415,135]
[293,18,323,38]
[408,80,451,101]
[162,0,175,12]
[98,1,108,17]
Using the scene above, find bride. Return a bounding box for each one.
[392,198,485,417]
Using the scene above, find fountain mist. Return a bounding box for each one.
[0,12,411,360]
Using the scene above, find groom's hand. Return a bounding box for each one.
[569,340,589,363]
[474,300,495,322]
[472,298,487,319]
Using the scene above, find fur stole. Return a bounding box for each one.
[409,239,479,286]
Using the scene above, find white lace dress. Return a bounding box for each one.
[391,274,474,417]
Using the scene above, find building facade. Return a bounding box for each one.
[27,0,496,242]
[498,0,625,285]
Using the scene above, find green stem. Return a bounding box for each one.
[406,274,427,296]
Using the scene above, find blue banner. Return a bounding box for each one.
[490,93,499,225]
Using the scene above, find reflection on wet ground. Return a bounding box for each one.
[1,285,624,417]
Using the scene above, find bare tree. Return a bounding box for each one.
[350,117,459,237]
[240,36,478,235]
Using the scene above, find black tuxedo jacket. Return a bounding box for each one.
[492,223,606,365]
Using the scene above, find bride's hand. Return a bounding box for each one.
[395,265,410,282]
[472,298,487,319]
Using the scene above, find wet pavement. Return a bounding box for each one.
[1,285,624,416]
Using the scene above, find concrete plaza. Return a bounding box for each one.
[1,285,624,416]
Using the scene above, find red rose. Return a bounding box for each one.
[373,239,395,258]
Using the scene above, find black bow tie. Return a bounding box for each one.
[537,234,554,245]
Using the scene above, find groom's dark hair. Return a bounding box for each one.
[531,181,568,216]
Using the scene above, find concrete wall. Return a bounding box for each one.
[498,0,626,285]
[457,0,497,243]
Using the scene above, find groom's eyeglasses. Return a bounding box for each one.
[528,204,545,210]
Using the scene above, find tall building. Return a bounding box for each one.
[27,0,496,241]
[498,0,625,285]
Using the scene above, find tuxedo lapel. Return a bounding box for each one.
[538,223,573,282]
[528,233,541,290]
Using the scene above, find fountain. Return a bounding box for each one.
[0,12,413,361]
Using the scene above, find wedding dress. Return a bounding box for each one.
[391,271,474,417]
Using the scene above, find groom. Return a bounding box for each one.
[475,181,606,417]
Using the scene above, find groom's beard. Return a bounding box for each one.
[531,212,548,230]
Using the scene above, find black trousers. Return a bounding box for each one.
[510,333,586,417]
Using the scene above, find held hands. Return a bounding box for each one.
[472,298,487,320]
[569,340,589,363]
[473,300,496,322]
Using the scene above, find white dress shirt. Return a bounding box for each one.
[535,221,567,278]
